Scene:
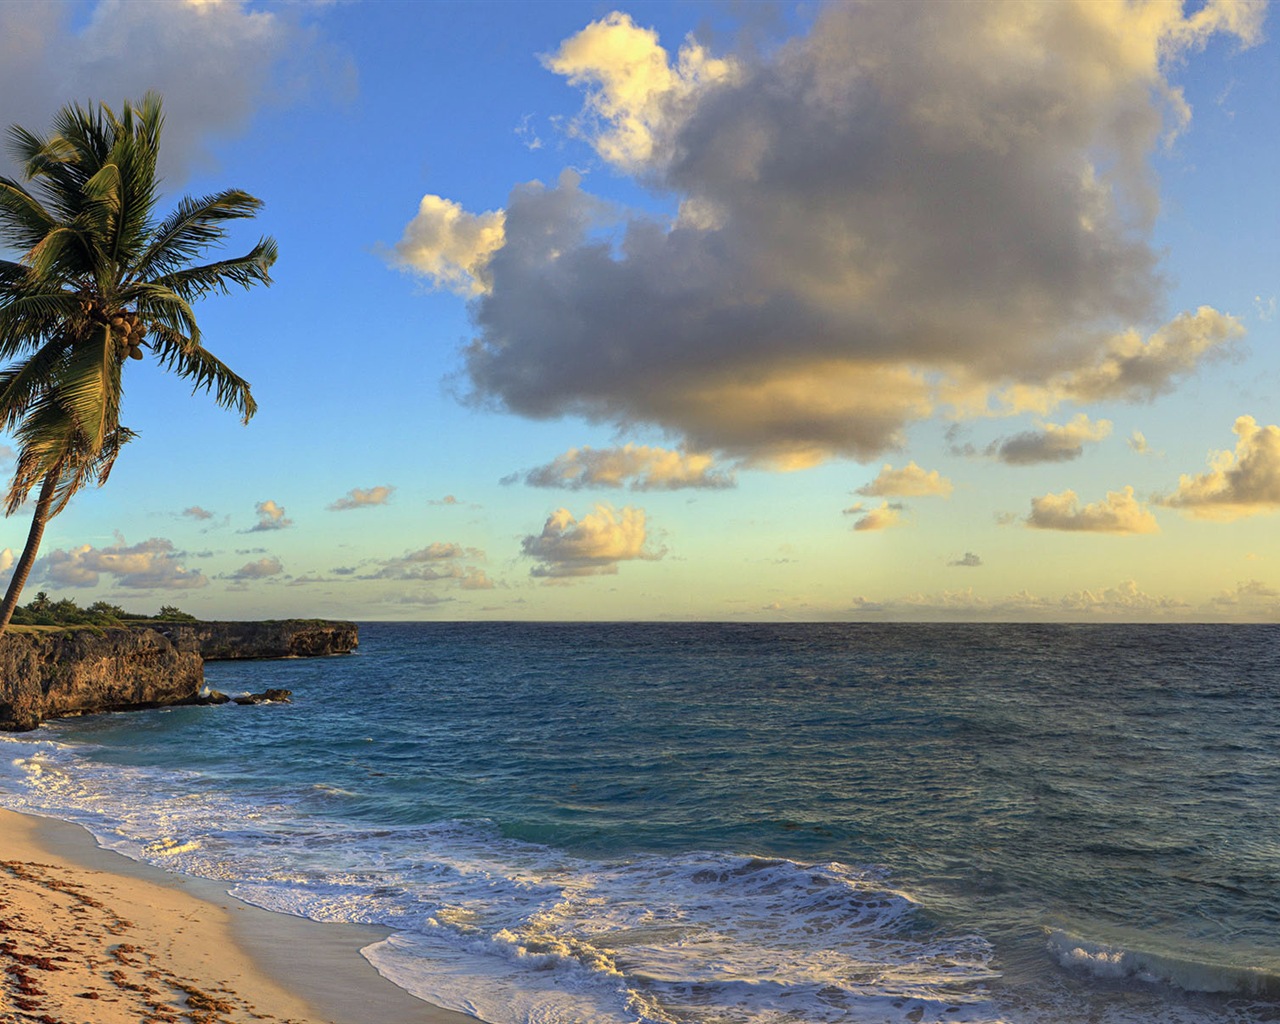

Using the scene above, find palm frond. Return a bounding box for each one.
[127,282,200,342]
[133,190,266,279]
[151,238,277,300]
[25,225,84,281]
[53,322,122,453]
[0,340,73,431]
[0,177,57,252]
[147,322,256,423]
[0,289,79,358]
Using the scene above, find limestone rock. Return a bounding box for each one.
[148,620,358,661]
[0,628,202,731]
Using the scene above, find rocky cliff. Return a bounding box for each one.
[0,619,358,731]
[0,627,203,731]
[147,619,359,660]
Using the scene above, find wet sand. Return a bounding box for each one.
[0,808,480,1024]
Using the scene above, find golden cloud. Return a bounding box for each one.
[1159,416,1280,520]
[1026,485,1159,534]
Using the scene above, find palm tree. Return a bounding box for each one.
[0,93,275,634]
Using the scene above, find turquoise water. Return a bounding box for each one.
[1,623,1277,1022]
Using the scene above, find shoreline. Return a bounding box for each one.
[0,807,478,1024]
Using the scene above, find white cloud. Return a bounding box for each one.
[520,444,735,490]
[541,11,737,170]
[38,537,207,590]
[328,485,395,511]
[408,4,1259,468]
[991,414,1113,465]
[1158,416,1280,520]
[183,505,215,521]
[228,556,283,581]
[250,500,293,532]
[388,195,506,296]
[857,462,952,498]
[842,501,905,532]
[1026,485,1159,534]
[521,504,663,578]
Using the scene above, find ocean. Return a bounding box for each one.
[0,622,1277,1023]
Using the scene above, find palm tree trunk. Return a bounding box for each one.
[0,471,60,636]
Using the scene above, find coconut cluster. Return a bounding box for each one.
[79,296,146,361]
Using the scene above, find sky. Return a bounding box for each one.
[0,0,1276,622]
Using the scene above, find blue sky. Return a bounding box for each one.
[0,0,1277,621]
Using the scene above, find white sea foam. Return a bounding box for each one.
[0,734,1004,1023]
[1,729,1271,1024]
[1047,928,1280,997]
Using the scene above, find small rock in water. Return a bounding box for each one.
[232,688,292,706]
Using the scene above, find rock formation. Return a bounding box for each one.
[0,627,202,731]
[148,620,358,661]
[0,620,356,731]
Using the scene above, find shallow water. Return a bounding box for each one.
[1,622,1277,1022]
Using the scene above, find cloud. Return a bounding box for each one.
[1128,430,1151,455]
[228,556,284,581]
[992,414,1113,465]
[1209,579,1280,612]
[949,552,982,568]
[1037,307,1244,409]
[429,495,461,506]
[408,4,1259,468]
[367,543,493,589]
[521,504,663,577]
[387,195,506,295]
[1026,485,1159,534]
[857,579,1187,619]
[1057,580,1189,615]
[540,11,738,170]
[520,444,735,490]
[183,506,216,521]
[328,485,395,511]
[843,501,905,532]
[857,462,952,498]
[1158,416,1280,520]
[37,537,207,590]
[250,500,293,532]
[0,0,350,182]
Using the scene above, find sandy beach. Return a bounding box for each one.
[0,808,477,1024]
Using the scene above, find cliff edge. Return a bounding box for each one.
[147,619,359,661]
[0,619,358,731]
[0,627,203,731]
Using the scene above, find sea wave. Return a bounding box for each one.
[0,733,1001,1023]
[1047,928,1280,997]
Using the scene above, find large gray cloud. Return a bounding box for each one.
[0,0,350,183]
[407,3,1261,468]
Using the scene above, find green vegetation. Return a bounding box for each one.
[8,591,196,627]
[0,93,275,635]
